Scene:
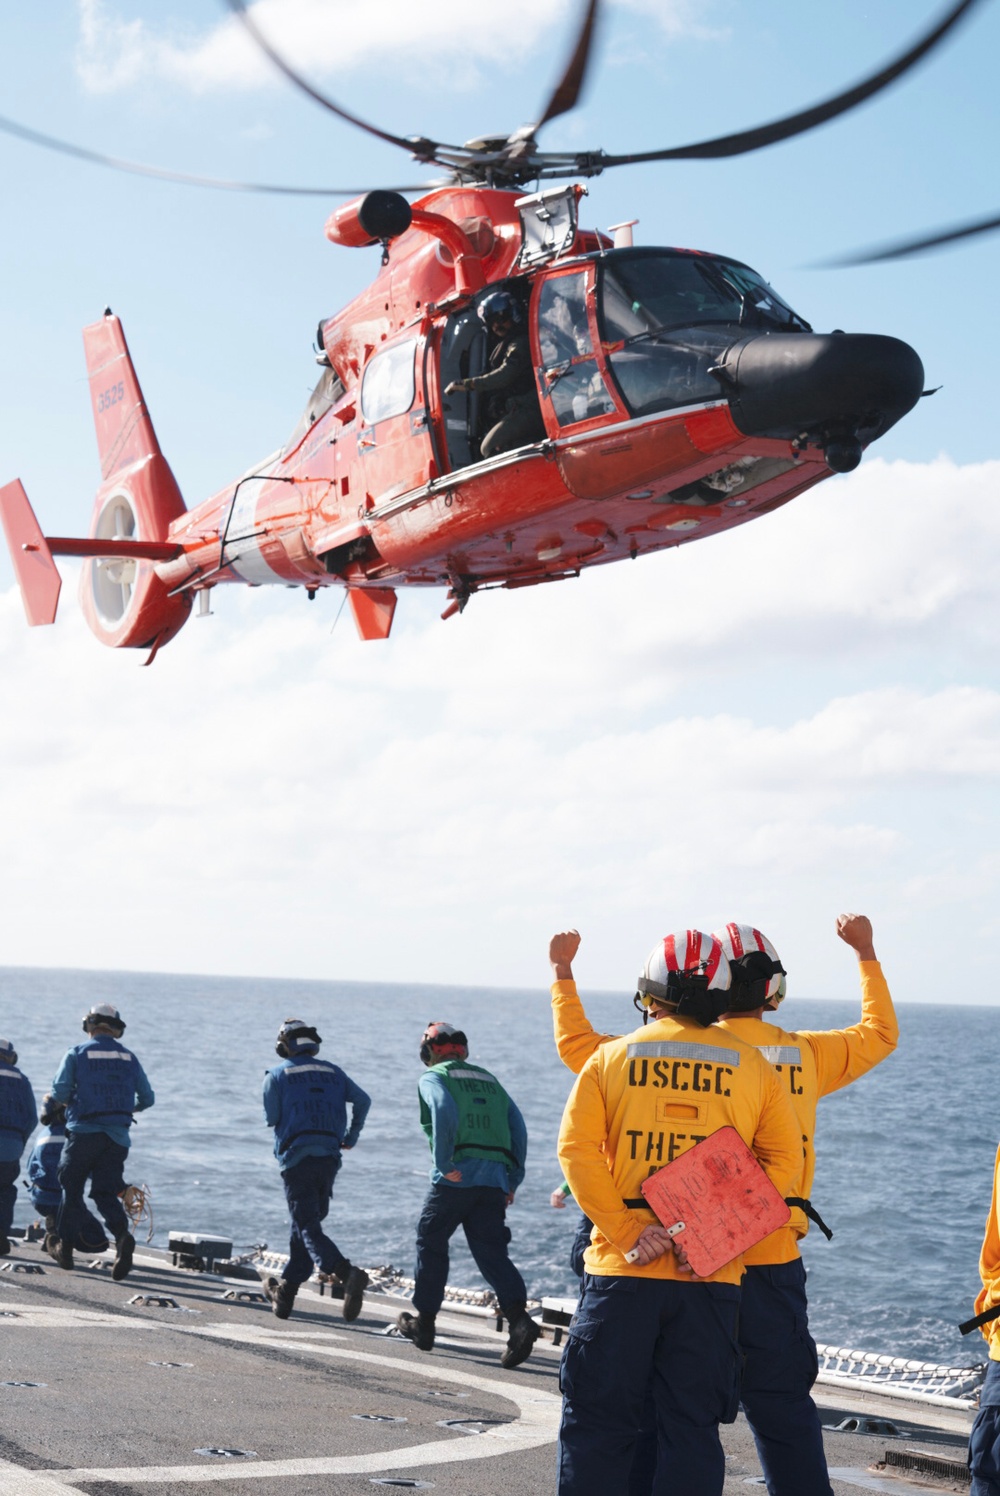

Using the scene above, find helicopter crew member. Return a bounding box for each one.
[262,1018,371,1322]
[26,1095,108,1256]
[0,1037,38,1256]
[713,914,896,1496]
[397,1022,539,1369]
[49,1003,154,1279]
[555,931,801,1496]
[444,290,545,459]
[967,1149,1000,1494]
[549,917,898,1496]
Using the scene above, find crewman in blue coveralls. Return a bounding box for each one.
[0,1036,38,1255]
[25,1094,108,1256]
[49,1003,154,1279]
[261,1018,371,1322]
[397,1021,539,1369]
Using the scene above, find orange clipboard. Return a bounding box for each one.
[637,1126,790,1278]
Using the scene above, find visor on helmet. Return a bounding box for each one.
[419,1021,468,1066]
[276,1018,322,1058]
[82,1004,125,1035]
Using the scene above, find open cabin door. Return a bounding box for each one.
[531,265,625,436]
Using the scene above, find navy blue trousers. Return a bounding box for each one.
[0,1160,17,1236]
[740,1259,832,1496]
[412,1183,527,1319]
[970,1356,1000,1494]
[557,1274,741,1496]
[57,1131,129,1245]
[281,1153,350,1288]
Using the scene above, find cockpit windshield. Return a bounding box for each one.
[597,249,810,420]
[600,250,809,342]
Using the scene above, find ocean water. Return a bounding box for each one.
[3,966,993,1368]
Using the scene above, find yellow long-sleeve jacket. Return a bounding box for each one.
[974,1145,1000,1361]
[552,961,897,1265]
[557,1013,802,1285]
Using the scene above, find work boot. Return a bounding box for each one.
[47,1236,74,1271]
[500,1310,540,1370]
[397,1311,435,1351]
[341,1265,369,1323]
[112,1231,134,1282]
[42,1231,58,1258]
[263,1276,297,1320]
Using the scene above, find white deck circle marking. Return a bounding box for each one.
[5,1306,561,1486]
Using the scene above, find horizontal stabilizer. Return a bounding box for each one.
[46,536,180,561]
[0,479,62,626]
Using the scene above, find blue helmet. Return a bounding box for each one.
[276,1018,321,1058]
[478,290,521,327]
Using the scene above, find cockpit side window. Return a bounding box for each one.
[537,273,616,428]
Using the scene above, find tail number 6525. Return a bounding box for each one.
[97,381,126,413]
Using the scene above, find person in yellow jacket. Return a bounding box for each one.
[556,929,801,1496]
[968,1152,1000,1494]
[550,913,898,1496]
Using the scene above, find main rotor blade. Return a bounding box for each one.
[0,111,435,195]
[599,0,985,166]
[531,0,601,132]
[824,209,1000,264]
[221,0,457,161]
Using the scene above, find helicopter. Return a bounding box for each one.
[0,0,985,663]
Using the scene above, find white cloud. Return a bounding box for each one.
[73,0,714,96]
[0,457,998,1004]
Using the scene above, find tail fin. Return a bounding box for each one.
[84,311,179,500]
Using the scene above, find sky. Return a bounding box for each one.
[0,0,998,1003]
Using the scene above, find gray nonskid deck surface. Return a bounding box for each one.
[0,1240,973,1495]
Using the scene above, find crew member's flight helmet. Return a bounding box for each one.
[713,924,786,1011]
[40,1093,66,1126]
[419,1022,469,1066]
[82,1004,125,1036]
[635,931,732,1028]
[477,290,521,326]
[0,1037,17,1066]
[276,1019,322,1058]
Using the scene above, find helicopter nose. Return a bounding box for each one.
[714,332,924,473]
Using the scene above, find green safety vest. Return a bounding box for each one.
[420,1059,518,1167]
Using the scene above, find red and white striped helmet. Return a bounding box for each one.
[713,923,786,1007]
[636,930,731,1018]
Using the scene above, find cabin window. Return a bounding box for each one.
[361,340,416,425]
[537,274,616,427]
